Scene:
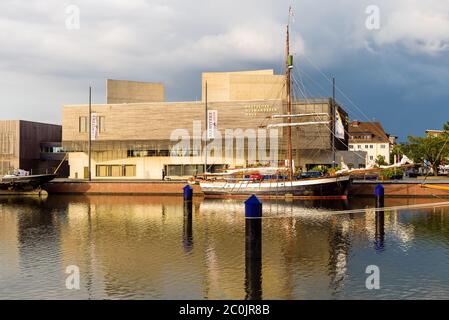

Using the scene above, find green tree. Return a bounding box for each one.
[444,121,449,131]
[402,135,449,176]
[374,155,387,167]
[390,143,404,164]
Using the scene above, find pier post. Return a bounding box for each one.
[374,183,384,208]
[244,195,262,300]
[374,183,385,250]
[183,184,193,202]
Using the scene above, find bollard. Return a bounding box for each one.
[183,199,193,252]
[244,195,262,300]
[183,184,193,202]
[374,183,384,208]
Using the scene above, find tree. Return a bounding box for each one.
[402,134,449,176]
[374,155,387,167]
[390,143,404,164]
[444,121,449,131]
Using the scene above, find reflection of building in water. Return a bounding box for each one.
[13,198,70,297]
[327,217,352,292]
[0,203,20,286]
[363,209,415,248]
[4,196,449,299]
[200,199,354,299]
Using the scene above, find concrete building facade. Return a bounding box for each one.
[62,71,359,180]
[0,120,67,176]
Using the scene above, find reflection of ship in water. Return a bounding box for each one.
[4,195,449,299]
[199,198,351,218]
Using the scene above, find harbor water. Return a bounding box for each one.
[1,195,449,299]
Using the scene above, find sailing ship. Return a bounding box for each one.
[197,12,351,199]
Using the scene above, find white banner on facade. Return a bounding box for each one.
[335,110,345,139]
[207,110,218,139]
[91,113,98,140]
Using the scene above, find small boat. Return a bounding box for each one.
[0,169,56,191]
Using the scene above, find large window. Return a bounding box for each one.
[98,116,106,132]
[96,164,136,177]
[165,164,205,177]
[127,149,171,157]
[79,116,88,133]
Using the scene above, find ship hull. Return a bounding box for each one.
[200,175,351,199]
[0,174,56,191]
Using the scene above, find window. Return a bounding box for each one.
[365,145,369,149]
[380,144,386,149]
[358,145,362,149]
[98,116,106,132]
[124,165,136,177]
[349,145,353,149]
[96,165,136,177]
[79,116,88,133]
[97,165,108,177]
[370,145,373,149]
[369,156,374,160]
[111,165,122,177]
[165,164,206,177]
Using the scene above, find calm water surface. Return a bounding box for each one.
[1,195,449,299]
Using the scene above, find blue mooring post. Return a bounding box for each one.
[183,184,193,202]
[374,183,384,208]
[245,194,262,218]
[244,195,262,300]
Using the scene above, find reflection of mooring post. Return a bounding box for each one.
[375,210,385,251]
[374,183,385,250]
[244,195,262,300]
[183,185,193,252]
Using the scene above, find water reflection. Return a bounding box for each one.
[183,201,193,252]
[1,195,449,299]
[375,211,385,251]
[245,216,262,300]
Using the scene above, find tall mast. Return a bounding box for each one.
[286,17,293,180]
[332,77,336,168]
[88,86,92,181]
[204,81,208,174]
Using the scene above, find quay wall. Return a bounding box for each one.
[43,179,449,197]
[349,180,449,197]
[44,180,202,195]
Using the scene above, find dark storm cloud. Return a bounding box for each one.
[0,0,448,139]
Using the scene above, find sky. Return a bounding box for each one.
[0,0,448,141]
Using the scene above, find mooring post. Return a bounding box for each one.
[244,195,262,300]
[374,183,384,208]
[183,184,193,202]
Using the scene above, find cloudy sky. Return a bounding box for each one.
[1,0,448,140]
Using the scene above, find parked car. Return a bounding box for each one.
[300,171,322,179]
